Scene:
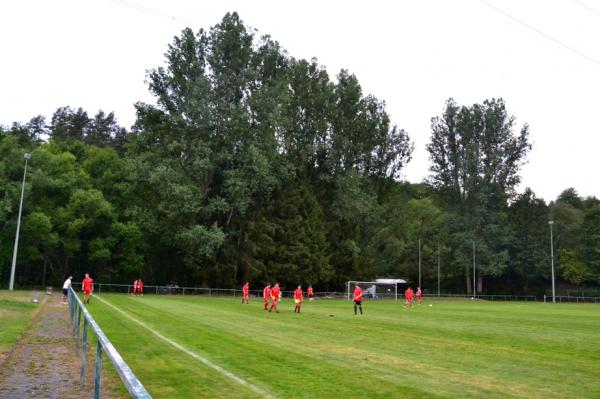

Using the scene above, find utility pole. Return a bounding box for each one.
[549,221,556,304]
[437,245,441,297]
[418,238,421,288]
[472,240,476,298]
[9,153,31,291]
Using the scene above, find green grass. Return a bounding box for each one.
[0,291,39,358]
[87,295,600,398]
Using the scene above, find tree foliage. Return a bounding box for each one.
[1,13,597,294]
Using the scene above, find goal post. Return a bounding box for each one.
[346,279,407,301]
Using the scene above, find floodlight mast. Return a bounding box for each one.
[472,240,476,298]
[549,220,555,304]
[9,153,30,291]
[418,238,421,288]
[437,245,441,297]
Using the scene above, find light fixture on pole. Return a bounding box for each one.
[472,240,476,298]
[549,220,556,304]
[9,152,31,291]
[437,244,441,297]
[418,238,421,288]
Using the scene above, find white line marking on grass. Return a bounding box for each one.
[95,295,275,399]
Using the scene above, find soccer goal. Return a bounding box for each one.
[346,279,407,301]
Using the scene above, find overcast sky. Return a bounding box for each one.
[1,0,599,201]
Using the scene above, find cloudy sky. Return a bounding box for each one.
[1,0,598,201]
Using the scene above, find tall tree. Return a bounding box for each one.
[508,188,550,292]
[131,12,412,286]
[427,98,530,293]
[581,205,600,282]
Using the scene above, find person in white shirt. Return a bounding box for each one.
[62,276,72,304]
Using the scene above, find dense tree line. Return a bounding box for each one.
[1,13,599,294]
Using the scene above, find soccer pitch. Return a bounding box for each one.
[88,295,600,399]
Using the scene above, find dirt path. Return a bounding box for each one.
[0,294,121,399]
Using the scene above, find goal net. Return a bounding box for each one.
[346,279,407,301]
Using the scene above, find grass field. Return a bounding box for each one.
[86,294,600,399]
[0,291,39,361]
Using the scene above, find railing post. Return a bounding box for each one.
[81,318,88,385]
[156,286,158,295]
[76,307,82,352]
[72,301,78,335]
[70,294,76,323]
[94,341,103,399]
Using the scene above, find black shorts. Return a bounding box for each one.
[62,288,68,296]
[354,300,362,306]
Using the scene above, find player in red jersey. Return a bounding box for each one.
[416,286,422,304]
[242,282,250,304]
[269,283,281,313]
[293,285,303,313]
[353,284,363,315]
[137,279,144,296]
[307,285,314,302]
[82,273,94,304]
[263,284,272,310]
[132,279,138,296]
[404,287,414,308]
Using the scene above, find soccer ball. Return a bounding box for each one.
[428,304,432,307]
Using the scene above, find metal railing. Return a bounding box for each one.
[422,293,538,301]
[551,295,600,303]
[69,283,600,303]
[70,282,346,299]
[67,287,152,399]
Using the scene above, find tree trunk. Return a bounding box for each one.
[477,274,483,294]
[465,265,472,294]
[42,256,47,288]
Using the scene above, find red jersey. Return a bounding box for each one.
[83,277,94,294]
[416,289,422,298]
[138,280,144,289]
[294,288,303,300]
[307,287,314,296]
[263,286,271,300]
[353,286,363,301]
[271,286,280,299]
[242,283,249,294]
[133,280,138,289]
[405,289,413,300]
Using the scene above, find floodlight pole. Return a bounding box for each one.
[549,220,555,304]
[437,245,441,297]
[9,153,31,291]
[472,240,476,297]
[418,238,421,288]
